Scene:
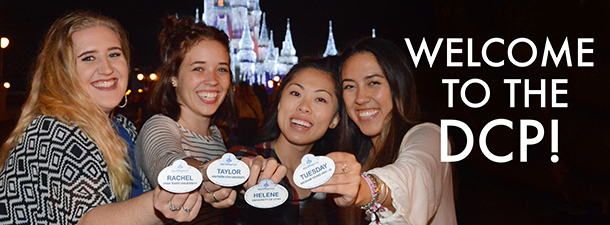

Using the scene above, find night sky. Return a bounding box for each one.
[1,0,610,223]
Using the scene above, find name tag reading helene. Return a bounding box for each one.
[207,153,250,187]
[244,178,289,209]
[158,160,203,193]
[293,154,335,189]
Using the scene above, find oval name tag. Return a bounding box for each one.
[293,154,335,189]
[207,153,250,187]
[244,178,288,209]
[157,159,203,193]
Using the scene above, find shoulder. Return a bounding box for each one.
[399,122,443,152]
[140,114,179,133]
[404,122,441,140]
[114,114,137,140]
[23,115,83,139]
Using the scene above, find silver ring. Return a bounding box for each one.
[169,201,177,211]
[341,163,348,173]
[204,182,213,194]
[183,207,191,213]
[212,191,220,202]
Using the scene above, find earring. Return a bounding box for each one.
[118,95,128,108]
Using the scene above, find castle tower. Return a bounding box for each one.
[279,18,298,75]
[257,13,270,62]
[322,20,338,57]
[237,21,257,84]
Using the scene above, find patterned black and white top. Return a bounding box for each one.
[0,114,149,224]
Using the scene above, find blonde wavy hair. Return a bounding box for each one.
[0,11,133,201]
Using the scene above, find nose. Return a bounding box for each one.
[355,87,370,105]
[297,100,312,114]
[97,58,113,75]
[203,71,219,86]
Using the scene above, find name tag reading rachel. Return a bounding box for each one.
[244,178,288,208]
[207,153,250,187]
[158,160,203,193]
[293,154,335,189]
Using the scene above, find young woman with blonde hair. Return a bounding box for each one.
[0,11,202,224]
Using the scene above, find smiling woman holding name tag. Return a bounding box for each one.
[0,11,202,224]
[312,38,457,225]
[135,15,283,224]
[226,57,342,224]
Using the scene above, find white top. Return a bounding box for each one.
[368,123,457,225]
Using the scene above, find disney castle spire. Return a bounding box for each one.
[323,20,338,57]
[198,0,340,87]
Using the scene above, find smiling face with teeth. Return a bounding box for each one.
[172,39,231,127]
[341,52,394,144]
[276,68,340,147]
[73,26,129,114]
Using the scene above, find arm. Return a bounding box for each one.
[367,123,453,224]
[314,123,453,224]
[136,115,186,187]
[79,186,202,225]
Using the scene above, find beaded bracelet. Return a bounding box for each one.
[360,173,378,210]
[360,173,388,223]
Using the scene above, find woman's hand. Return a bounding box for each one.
[198,159,237,208]
[153,186,202,222]
[311,152,367,207]
[241,155,287,190]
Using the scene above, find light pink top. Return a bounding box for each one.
[369,123,457,225]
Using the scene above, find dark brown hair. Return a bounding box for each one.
[148,15,236,128]
[338,37,420,168]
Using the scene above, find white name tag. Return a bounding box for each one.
[157,160,203,193]
[244,178,289,209]
[293,154,335,189]
[207,153,250,187]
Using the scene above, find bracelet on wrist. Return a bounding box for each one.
[360,173,388,223]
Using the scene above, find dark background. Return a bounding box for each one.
[1,0,609,224]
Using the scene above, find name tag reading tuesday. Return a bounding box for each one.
[158,160,203,193]
[207,153,250,187]
[293,154,335,189]
[244,178,289,208]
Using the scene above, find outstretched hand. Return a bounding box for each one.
[198,159,237,209]
[153,186,202,222]
[311,152,366,207]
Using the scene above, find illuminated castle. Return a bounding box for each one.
[196,0,338,87]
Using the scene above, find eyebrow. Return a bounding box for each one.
[189,61,230,66]
[341,74,384,83]
[289,83,332,96]
[315,89,332,96]
[77,50,96,58]
[77,47,123,58]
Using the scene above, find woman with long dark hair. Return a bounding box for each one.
[313,38,457,225]
[226,57,342,224]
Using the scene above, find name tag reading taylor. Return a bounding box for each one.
[207,153,250,187]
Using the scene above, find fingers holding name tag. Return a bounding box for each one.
[242,155,287,190]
